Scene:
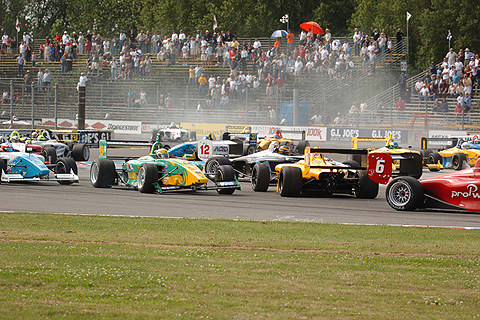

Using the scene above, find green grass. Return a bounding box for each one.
[0,213,479,319]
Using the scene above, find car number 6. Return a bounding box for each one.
[376,159,385,174]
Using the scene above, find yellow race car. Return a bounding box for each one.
[427,136,480,170]
[271,147,380,198]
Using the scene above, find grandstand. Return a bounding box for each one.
[0,35,478,131]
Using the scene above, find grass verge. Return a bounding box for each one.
[0,212,479,319]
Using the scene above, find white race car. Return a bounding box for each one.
[151,123,196,142]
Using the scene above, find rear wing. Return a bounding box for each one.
[420,137,459,150]
[98,139,154,160]
[352,133,393,149]
[304,147,395,184]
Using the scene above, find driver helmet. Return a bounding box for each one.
[155,148,169,159]
[473,136,480,144]
[388,141,399,149]
[274,130,283,139]
[311,153,323,164]
[31,131,39,139]
[207,132,217,140]
[278,145,292,155]
[462,141,470,149]
[37,134,47,141]
[169,122,177,128]
[268,140,280,152]
[10,135,20,143]
[1,142,13,152]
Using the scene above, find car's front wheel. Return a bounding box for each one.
[386,177,425,211]
[56,158,78,185]
[137,163,159,193]
[216,165,236,195]
[90,159,116,188]
[251,163,270,192]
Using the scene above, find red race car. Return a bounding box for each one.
[385,158,480,212]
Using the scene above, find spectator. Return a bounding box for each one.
[198,73,207,96]
[16,54,24,76]
[43,69,51,90]
[77,72,88,91]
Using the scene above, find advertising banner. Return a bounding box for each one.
[42,119,142,134]
[327,128,408,144]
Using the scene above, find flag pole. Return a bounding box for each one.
[406,14,409,61]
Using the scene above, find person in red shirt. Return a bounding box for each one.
[55,32,61,43]
[396,96,405,111]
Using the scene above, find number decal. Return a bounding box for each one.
[375,159,385,174]
[200,144,210,155]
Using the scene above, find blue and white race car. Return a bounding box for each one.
[0,142,79,184]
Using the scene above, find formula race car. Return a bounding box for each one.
[150,122,196,142]
[424,136,480,170]
[257,129,309,154]
[29,129,90,162]
[90,139,240,194]
[261,147,388,198]
[202,141,304,191]
[166,131,258,160]
[352,134,430,178]
[386,158,480,213]
[0,142,79,184]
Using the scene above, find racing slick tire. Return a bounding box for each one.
[137,163,159,193]
[0,158,5,183]
[452,153,467,170]
[386,177,425,211]
[296,140,310,155]
[205,156,231,175]
[71,143,90,161]
[65,142,75,153]
[90,159,116,188]
[41,146,57,164]
[56,158,78,185]
[216,165,236,195]
[278,167,302,197]
[427,152,442,171]
[243,144,256,155]
[355,175,379,199]
[251,163,270,192]
[421,149,432,159]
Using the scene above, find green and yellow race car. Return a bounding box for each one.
[90,138,240,194]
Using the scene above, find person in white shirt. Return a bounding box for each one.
[23,32,31,46]
[253,38,262,50]
[171,30,178,42]
[62,31,70,45]
[352,28,361,56]
[77,72,88,91]
[179,30,186,42]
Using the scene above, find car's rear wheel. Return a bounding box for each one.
[216,165,236,194]
[243,144,256,155]
[386,177,425,211]
[251,163,270,192]
[296,140,310,155]
[42,146,57,164]
[137,163,159,193]
[452,153,467,170]
[278,167,302,197]
[428,152,442,171]
[72,143,90,161]
[90,159,116,188]
[205,156,231,175]
[355,175,379,199]
[56,158,78,185]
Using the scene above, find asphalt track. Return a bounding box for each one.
[2,147,480,229]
